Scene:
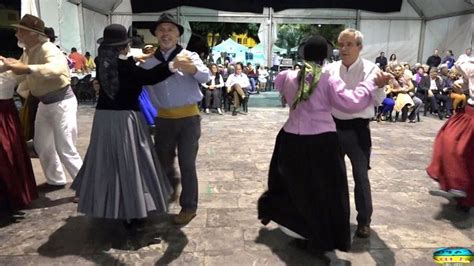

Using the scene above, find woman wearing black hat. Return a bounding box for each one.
[71,24,177,226]
[257,35,389,254]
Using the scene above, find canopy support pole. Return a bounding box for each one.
[407,0,426,63]
[355,10,361,30]
[267,7,274,67]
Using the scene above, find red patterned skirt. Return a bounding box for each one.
[0,99,37,211]
[427,105,474,207]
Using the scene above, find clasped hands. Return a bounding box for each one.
[373,71,393,88]
[171,54,197,75]
[0,56,30,75]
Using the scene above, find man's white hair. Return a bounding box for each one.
[339,28,364,45]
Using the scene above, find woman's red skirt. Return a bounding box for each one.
[0,99,37,211]
[427,105,474,207]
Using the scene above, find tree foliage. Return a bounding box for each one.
[275,24,344,54]
[190,22,260,49]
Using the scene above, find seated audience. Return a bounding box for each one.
[201,63,224,115]
[225,62,250,116]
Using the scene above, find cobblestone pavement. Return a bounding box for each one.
[0,105,472,265]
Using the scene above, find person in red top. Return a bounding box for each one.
[69,47,87,72]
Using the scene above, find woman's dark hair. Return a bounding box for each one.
[389,54,397,60]
[297,35,328,64]
[207,63,221,85]
[96,45,126,100]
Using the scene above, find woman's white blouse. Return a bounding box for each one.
[0,71,17,99]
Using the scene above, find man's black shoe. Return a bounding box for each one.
[355,225,371,238]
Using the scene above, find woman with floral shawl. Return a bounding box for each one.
[258,35,386,254]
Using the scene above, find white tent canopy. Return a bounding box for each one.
[27,0,473,65]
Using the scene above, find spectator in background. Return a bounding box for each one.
[245,63,258,93]
[217,64,228,80]
[426,49,442,68]
[442,50,456,69]
[44,27,57,44]
[216,52,229,65]
[202,63,224,115]
[84,52,95,71]
[447,68,466,114]
[419,66,451,119]
[402,62,413,81]
[129,26,145,49]
[225,62,250,115]
[69,47,87,72]
[257,65,269,92]
[413,65,425,86]
[389,53,397,65]
[272,52,282,71]
[387,63,420,123]
[465,47,472,58]
[375,52,387,70]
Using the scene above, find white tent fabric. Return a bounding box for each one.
[39,0,82,54]
[422,14,473,62]
[25,0,473,66]
[360,19,422,64]
[21,0,38,17]
[82,8,108,57]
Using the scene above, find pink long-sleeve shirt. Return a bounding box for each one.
[275,69,376,135]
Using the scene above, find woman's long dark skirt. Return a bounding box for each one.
[258,129,351,252]
[0,99,37,211]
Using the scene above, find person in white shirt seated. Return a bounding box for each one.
[258,65,269,91]
[201,63,224,115]
[225,62,250,116]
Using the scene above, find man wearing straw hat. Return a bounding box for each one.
[2,14,83,189]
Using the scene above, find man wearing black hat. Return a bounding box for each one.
[140,13,210,225]
[44,27,57,43]
[3,14,83,188]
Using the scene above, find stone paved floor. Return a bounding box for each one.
[0,105,472,266]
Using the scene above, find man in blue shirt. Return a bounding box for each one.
[141,13,210,225]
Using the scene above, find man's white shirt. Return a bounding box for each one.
[326,58,385,120]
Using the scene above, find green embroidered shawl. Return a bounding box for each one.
[291,61,323,109]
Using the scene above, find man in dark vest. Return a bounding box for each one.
[140,13,210,225]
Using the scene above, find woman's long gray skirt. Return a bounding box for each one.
[71,109,172,220]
